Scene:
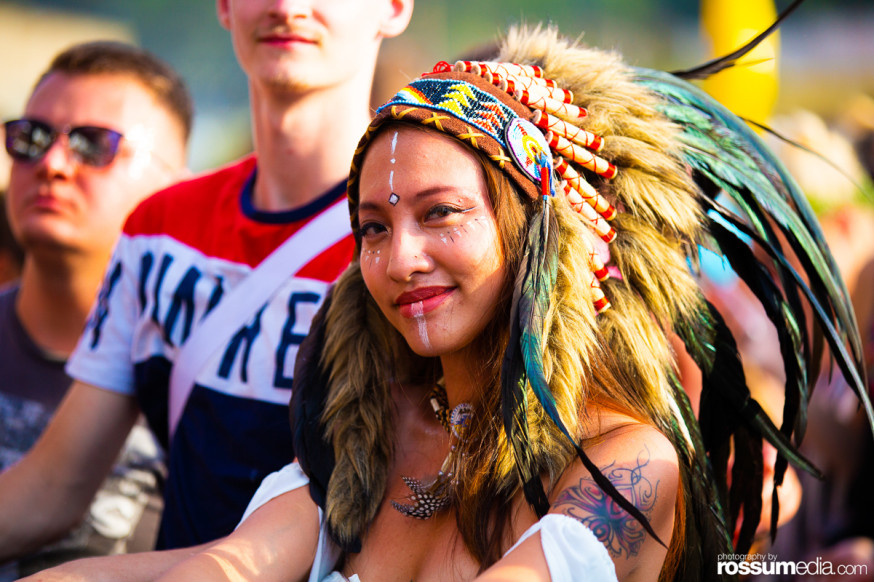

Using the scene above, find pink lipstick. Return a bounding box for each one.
[395,286,455,318]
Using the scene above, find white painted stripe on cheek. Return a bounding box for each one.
[410,301,431,350]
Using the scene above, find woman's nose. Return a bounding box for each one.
[385,227,432,282]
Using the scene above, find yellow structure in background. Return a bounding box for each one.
[701,0,780,125]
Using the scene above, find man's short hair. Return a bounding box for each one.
[36,40,194,141]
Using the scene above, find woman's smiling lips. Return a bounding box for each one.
[395,286,455,318]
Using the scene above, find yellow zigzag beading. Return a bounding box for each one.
[437,83,477,115]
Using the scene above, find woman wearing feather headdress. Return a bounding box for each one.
[153,22,870,582]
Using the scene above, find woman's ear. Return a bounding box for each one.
[379,0,414,39]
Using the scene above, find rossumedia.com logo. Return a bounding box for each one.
[717,553,870,577]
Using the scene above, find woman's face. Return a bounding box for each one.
[357,126,507,358]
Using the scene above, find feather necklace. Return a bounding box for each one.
[391,383,472,519]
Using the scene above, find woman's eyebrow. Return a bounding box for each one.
[359,185,469,212]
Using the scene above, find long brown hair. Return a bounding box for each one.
[324,137,690,569]
[320,26,729,579]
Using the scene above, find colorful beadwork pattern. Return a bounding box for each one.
[355,60,621,314]
[378,78,519,150]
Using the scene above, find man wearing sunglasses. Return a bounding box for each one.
[0,41,191,575]
[2,1,414,579]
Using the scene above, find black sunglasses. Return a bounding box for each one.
[4,118,124,168]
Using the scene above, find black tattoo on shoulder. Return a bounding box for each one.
[553,447,658,558]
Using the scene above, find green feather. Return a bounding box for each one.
[502,195,665,544]
[501,195,559,516]
[637,69,861,370]
[641,62,873,554]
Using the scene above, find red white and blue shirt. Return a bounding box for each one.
[67,156,354,549]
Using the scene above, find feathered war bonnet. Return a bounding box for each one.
[291,24,872,561]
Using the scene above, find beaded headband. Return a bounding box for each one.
[348,60,617,313]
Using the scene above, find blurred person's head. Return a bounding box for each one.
[4,41,192,261]
[216,0,413,99]
[838,93,874,181]
[767,109,871,214]
[857,130,874,183]
[766,109,874,299]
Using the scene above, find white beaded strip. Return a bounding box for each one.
[515,89,586,120]
[499,74,573,104]
[580,229,612,312]
[449,60,618,313]
[554,158,617,220]
[531,110,602,152]
[547,131,616,179]
[590,275,611,313]
[454,60,542,80]
[559,181,617,243]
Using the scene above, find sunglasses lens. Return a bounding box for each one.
[4,119,54,162]
[69,126,123,167]
[3,120,123,167]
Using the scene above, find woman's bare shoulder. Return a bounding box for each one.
[549,414,679,581]
[584,412,679,466]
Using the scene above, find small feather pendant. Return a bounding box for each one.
[390,476,451,519]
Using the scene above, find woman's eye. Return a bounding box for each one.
[358,221,387,238]
[426,204,462,221]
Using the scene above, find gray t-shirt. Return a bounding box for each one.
[0,283,165,578]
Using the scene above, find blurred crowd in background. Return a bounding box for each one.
[1,0,873,580]
[1,0,873,175]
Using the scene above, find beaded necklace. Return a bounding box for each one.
[391,384,472,519]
